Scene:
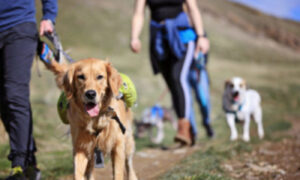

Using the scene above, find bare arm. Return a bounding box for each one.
[185,0,210,55]
[130,0,146,53]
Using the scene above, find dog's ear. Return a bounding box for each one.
[44,57,70,91]
[62,65,75,99]
[242,79,247,89]
[106,62,122,97]
[225,80,231,89]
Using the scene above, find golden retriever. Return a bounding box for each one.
[44,58,138,180]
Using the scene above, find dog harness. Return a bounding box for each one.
[225,102,244,123]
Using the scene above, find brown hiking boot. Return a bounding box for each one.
[174,119,192,146]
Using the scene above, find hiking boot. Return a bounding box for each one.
[5,166,26,180]
[174,119,192,146]
[24,166,41,180]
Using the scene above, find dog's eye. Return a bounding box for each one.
[97,75,103,80]
[229,84,234,88]
[77,74,85,80]
[240,84,244,88]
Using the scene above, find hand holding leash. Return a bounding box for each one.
[39,19,54,36]
[37,29,74,65]
[194,36,210,58]
[195,52,205,69]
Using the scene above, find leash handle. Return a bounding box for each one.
[195,52,205,69]
[40,30,75,63]
[37,41,55,65]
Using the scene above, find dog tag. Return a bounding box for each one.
[94,148,104,168]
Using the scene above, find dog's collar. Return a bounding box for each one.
[231,100,244,111]
[238,104,243,111]
[225,101,243,115]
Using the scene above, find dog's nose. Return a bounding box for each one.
[85,90,97,100]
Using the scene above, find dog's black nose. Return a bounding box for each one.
[85,90,97,100]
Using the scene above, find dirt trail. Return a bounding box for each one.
[93,146,200,180]
[61,145,200,180]
[61,119,300,180]
[223,117,300,180]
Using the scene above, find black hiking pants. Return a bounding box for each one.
[0,22,38,169]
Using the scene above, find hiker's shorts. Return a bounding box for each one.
[0,22,38,168]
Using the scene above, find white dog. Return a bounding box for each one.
[222,77,264,142]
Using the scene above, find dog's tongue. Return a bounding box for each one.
[85,103,99,117]
[234,96,239,101]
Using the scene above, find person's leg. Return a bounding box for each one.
[0,40,9,133]
[159,41,195,145]
[2,22,38,169]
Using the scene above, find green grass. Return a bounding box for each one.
[135,124,176,151]
[0,0,299,179]
[39,150,73,179]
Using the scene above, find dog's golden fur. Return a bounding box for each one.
[45,58,138,180]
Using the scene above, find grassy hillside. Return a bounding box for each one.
[199,0,300,51]
[0,0,300,179]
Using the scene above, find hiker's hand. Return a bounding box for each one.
[195,37,210,57]
[40,20,54,36]
[130,38,142,53]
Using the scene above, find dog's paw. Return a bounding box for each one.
[259,132,264,139]
[243,135,250,142]
[230,135,238,141]
[151,139,162,144]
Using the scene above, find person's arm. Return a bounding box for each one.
[185,0,210,55]
[130,0,146,53]
[40,0,58,36]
